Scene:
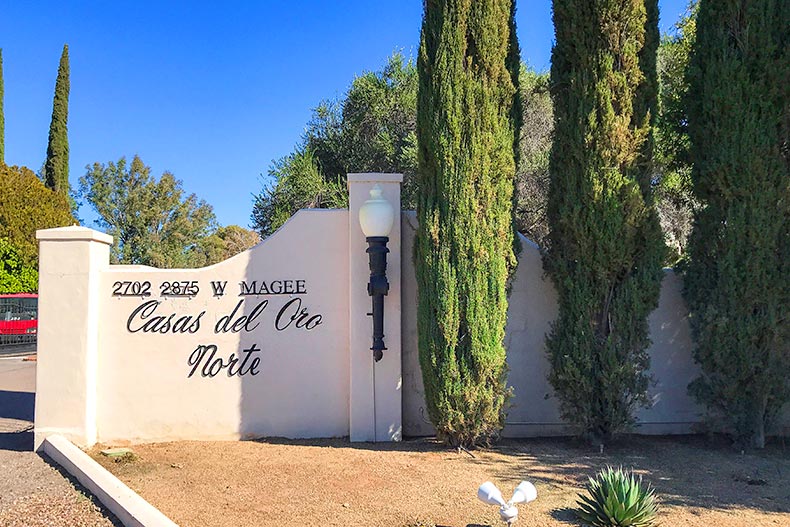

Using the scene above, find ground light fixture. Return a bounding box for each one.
[358,184,395,362]
[477,480,538,526]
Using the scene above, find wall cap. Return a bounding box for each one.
[347,173,404,184]
[37,226,113,245]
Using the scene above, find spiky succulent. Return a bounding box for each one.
[576,466,659,527]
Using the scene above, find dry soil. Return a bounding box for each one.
[90,435,790,527]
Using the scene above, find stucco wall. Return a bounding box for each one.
[35,174,405,449]
[34,200,786,449]
[402,211,790,437]
[95,210,350,444]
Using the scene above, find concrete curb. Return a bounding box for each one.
[41,434,179,527]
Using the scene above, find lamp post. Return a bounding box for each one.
[358,185,395,362]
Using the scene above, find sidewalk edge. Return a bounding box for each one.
[41,434,178,527]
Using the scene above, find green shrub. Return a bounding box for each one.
[415,0,520,447]
[545,0,665,445]
[683,0,790,450]
[0,238,38,293]
[576,466,659,527]
[0,164,73,266]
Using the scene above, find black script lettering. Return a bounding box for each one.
[275,298,323,331]
[187,343,262,378]
[211,281,227,297]
[238,344,262,375]
[214,300,268,333]
[145,312,174,333]
[127,300,204,334]
[188,344,212,377]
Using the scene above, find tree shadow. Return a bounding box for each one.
[0,389,35,451]
[549,507,580,525]
[0,426,33,451]
[484,435,790,516]
[0,390,34,421]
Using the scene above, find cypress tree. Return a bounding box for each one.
[544,0,665,444]
[45,44,69,194]
[684,0,789,449]
[0,48,5,165]
[415,0,520,447]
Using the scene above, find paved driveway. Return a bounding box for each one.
[0,358,119,526]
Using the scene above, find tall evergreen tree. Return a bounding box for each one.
[415,0,520,447]
[544,0,665,444]
[0,48,5,165]
[684,0,789,449]
[45,44,69,194]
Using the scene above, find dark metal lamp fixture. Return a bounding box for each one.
[358,185,395,362]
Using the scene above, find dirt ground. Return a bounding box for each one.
[0,358,119,527]
[90,435,790,527]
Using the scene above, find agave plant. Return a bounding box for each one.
[575,466,659,527]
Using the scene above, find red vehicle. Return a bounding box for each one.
[0,293,38,345]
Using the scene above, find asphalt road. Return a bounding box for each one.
[0,341,37,358]
[0,357,35,450]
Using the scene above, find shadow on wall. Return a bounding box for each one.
[93,210,351,444]
[239,209,350,440]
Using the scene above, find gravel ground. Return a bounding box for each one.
[0,358,120,526]
[92,435,790,527]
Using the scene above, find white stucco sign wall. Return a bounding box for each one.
[96,209,349,444]
[35,174,403,449]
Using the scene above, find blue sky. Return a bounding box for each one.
[1,0,688,229]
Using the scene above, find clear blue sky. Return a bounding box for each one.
[1,0,688,229]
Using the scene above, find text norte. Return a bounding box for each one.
[126,298,323,334]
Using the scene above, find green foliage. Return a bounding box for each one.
[0,238,38,294]
[313,53,419,206]
[415,0,519,447]
[45,44,70,195]
[655,2,698,259]
[251,53,417,235]
[251,53,558,244]
[0,48,5,165]
[576,467,659,527]
[79,155,217,268]
[683,0,789,449]
[545,0,666,444]
[514,66,552,246]
[251,148,347,237]
[192,225,260,266]
[0,164,74,265]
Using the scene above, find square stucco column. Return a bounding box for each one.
[34,226,112,450]
[348,173,403,442]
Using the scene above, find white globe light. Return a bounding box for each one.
[359,185,395,237]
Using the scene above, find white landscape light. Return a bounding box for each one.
[477,480,537,526]
[510,481,538,504]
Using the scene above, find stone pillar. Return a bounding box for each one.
[348,173,403,442]
[34,226,112,450]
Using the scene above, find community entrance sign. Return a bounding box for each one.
[34,174,403,449]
